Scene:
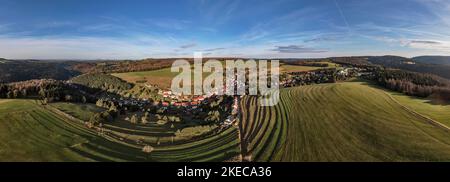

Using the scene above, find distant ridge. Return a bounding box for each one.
[413,56,450,66]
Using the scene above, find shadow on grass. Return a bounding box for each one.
[352,78,450,106]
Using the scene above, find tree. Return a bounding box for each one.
[89,113,103,126]
[6,91,12,99]
[130,114,138,124]
[12,89,19,98]
[141,112,149,124]
[142,145,154,153]
[206,110,220,123]
[42,98,48,105]
[21,89,27,98]
[39,88,46,98]
[109,104,118,118]
[65,94,72,102]
[101,111,113,122]
[81,96,87,103]
[0,84,7,98]
[96,99,104,107]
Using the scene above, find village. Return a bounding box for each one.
[86,64,377,135]
[92,77,244,130]
[281,67,374,87]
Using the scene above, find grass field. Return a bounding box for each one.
[279,62,339,72]
[112,67,177,89]
[3,81,450,161]
[50,102,105,121]
[112,67,215,90]
[0,99,239,161]
[388,92,450,128]
[240,81,450,161]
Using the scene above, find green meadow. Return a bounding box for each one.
[240,81,450,161]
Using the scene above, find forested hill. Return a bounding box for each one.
[0,60,81,83]
[367,56,450,80]
[413,56,450,66]
[0,58,178,83]
[70,73,133,94]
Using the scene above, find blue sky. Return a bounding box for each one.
[0,0,449,59]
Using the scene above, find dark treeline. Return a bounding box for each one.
[79,58,195,74]
[368,55,450,80]
[77,57,250,74]
[0,79,97,103]
[285,61,329,67]
[0,60,81,83]
[329,56,371,66]
[0,58,180,84]
[365,68,450,100]
[283,58,332,66]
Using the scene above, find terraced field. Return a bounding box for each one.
[0,99,239,161]
[3,81,450,162]
[240,81,450,161]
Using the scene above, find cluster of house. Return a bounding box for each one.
[223,96,240,126]
[159,90,206,108]
[108,96,150,108]
[281,67,374,88]
[157,77,247,107]
[281,69,334,87]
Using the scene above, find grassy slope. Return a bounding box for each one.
[388,92,450,128]
[241,81,450,162]
[0,99,239,161]
[280,62,339,72]
[112,67,210,89]
[50,102,105,121]
[112,67,175,89]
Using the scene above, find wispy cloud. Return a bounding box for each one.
[200,0,240,25]
[201,47,226,52]
[403,39,450,50]
[409,40,441,45]
[416,0,450,25]
[0,35,194,59]
[80,24,118,32]
[149,18,191,30]
[237,7,327,43]
[198,27,217,33]
[370,35,450,51]
[180,43,197,49]
[0,24,12,32]
[333,0,351,33]
[303,33,344,43]
[2,0,450,58]
[270,45,327,53]
[36,21,77,29]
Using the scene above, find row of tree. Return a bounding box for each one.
[83,59,178,74]
[285,61,329,67]
[0,79,94,103]
[367,68,450,100]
